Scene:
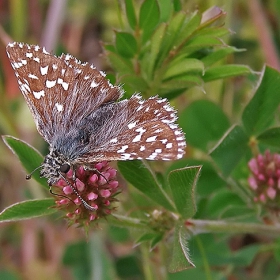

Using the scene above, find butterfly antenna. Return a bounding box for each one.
[58,172,97,212]
[26,165,43,180]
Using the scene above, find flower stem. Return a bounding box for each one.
[188,219,280,236]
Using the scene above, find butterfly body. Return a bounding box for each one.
[6,42,186,186]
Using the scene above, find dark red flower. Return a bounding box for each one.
[248,150,280,205]
[52,161,120,227]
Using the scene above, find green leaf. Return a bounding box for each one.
[173,12,201,48]
[203,64,253,82]
[121,74,149,94]
[163,58,204,80]
[135,232,163,249]
[257,127,280,148]
[210,125,249,176]
[156,11,186,67]
[115,32,137,58]
[139,0,160,43]
[242,66,280,135]
[161,75,203,93]
[158,0,173,22]
[179,100,230,151]
[207,189,246,219]
[0,199,56,222]
[106,52,134,75]
[202,47,246,67]
[145,23,167,81]
[168,223,195,272]
[125,0,137,29]
[2,135,47,187]
[168,166,201,219]
[168,159,226,197]
[231,245,260,266]
[180,36,223,55]
[118,161,175,211]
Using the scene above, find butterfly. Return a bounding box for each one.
[6,42,186,210]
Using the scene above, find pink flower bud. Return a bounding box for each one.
[58,199,69,205]
[107,168,117,178]
[267,177,275,187]
[259,193,266,202]
[88,192,98,201]
[89,214,97,221]
[89,174,98,183]
[66,169,74,178]
[74,197,81,205]
[99,176,107,185]
[100,189,111,198]
[76,178,85,192]
[95,162,103,170]
[63,186,73,195]
[267,187,276,200]
[248,177,258,190]
[257,174,265,181]
[248,159,258,175]
[104,200,110,206]
[55,178,68,187]
[109,180,119,189]
[76,166,85,177]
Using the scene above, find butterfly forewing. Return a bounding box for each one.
[6,42,122,143]
[6,42,186,166]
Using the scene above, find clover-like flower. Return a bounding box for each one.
[53,161,120,227]
[248,150,280,206]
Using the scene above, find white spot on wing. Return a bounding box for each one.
[110,138,118,143]
[46,80,56,88]
[132,134,141,143]
[90,80,99,88]
[128,122,137,129]
[33,90,45,99]
[146,136,157,142]
[117,145,128,153]
[40,65,48,75]
[55,103,63,112]
[166,143,172,149]
[57,78,69,90]
[28,73,38,79]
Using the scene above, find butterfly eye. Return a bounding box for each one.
[60,163,70,173]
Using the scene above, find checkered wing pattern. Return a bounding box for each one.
[6,42,186,163]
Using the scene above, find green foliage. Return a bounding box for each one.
[105,2,252,98]
[0,199,56,222]
[2,135,47,187]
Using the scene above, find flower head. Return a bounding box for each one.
[248,150,280,206]
[52,161,120,228]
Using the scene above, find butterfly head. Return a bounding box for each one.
[40,148,71,186]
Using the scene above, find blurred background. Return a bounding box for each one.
[0,0,280,279]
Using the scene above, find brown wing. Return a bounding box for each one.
[6,42,122,144]
[75,95,186,163]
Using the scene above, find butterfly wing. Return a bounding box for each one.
[74,94,186,163]
[7,42,186,163]
[6,42,122,144]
